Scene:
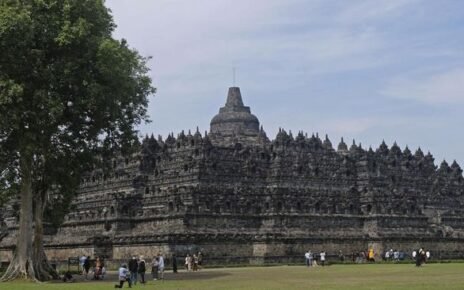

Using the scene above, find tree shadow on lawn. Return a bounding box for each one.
[51,270,231,284]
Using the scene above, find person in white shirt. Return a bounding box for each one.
[79,255,87,275]
[320,251,326,266]
[158,253,165,280]
[304,251,310,267]
[114,264,131,288]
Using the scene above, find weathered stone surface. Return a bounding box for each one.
[1,87,464,263]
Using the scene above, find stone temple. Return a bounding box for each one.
[1,87,464,264]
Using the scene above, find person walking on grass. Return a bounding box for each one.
[305,250,311,267]
[152,257,159,280]
[320,251,326,266]
[368,248,375,262]
[193,253,198,271]
[83,256,91,280]
[185,254,192,271]
[138,256,146,284]
[128,256,138,285]
[158,253,165,280]
[80,255,86,275]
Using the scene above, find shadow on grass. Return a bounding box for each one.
[50,270,231,284]
[164,270,231,281]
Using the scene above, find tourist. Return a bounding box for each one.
[151,256,159,280]
[368,248,375,262]
[158,253,165,280]
[80,255,87,274]
[83,256,91,280]
[94,257,102,280]
[415,249,421,267]
[308,251,313,267]
[304,250,311,267]
[415,249,423,267]
[193,253,199,271]
[385,250,390,261]
[172,253,178,273]
[128,256,139,285]
[128,256,138,285]
[312,252,318,267]
[198,251,203,270]
[320,251,326,266]
[138,256,146,284]
[62,271,75,283]
[412,250,417,260]
[185,254,192,271]
[421,249,427,264]
[114,264,131,288]
[101,266,107,280]
[426,250,431,261]
[393,250,400,262]
[93,257,105,280]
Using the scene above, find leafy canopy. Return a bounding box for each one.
[0,0,154,204]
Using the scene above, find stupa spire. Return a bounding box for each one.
[225,87,244,108]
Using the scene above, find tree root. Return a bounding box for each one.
[33,249,59,281]
[0,255,37,282]
[0,250,58,282]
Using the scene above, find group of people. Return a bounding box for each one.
[384,249,405,262]
[304,250,326,267]
[115,253,163,288]
[383,248,431,263]
[352,249,376,263]
[184,252,203,272]
[79,256,106,280]
[305,248,431,266]
[114,252,206,287]
[412,248,430,267]
[150,253,165,281]
[115,255,151,288]
[76,251,206,288]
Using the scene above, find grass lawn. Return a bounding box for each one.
[2,263,464,290]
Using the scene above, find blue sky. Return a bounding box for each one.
[107,0,464,166]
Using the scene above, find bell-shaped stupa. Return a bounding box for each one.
[210,87,260,137]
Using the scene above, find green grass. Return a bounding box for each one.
[3,263,464,290]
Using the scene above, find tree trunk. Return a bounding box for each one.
[1,152,36,281]
[32,190,59,281]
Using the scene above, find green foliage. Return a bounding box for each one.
[0,0,154,222]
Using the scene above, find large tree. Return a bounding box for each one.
[0,0,154,281]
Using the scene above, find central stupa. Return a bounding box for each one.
[210,87,260,137]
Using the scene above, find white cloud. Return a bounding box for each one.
[337,0,421,24]
[105,0,464,166]
[382,69,464,104]
[107,0,389,83]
